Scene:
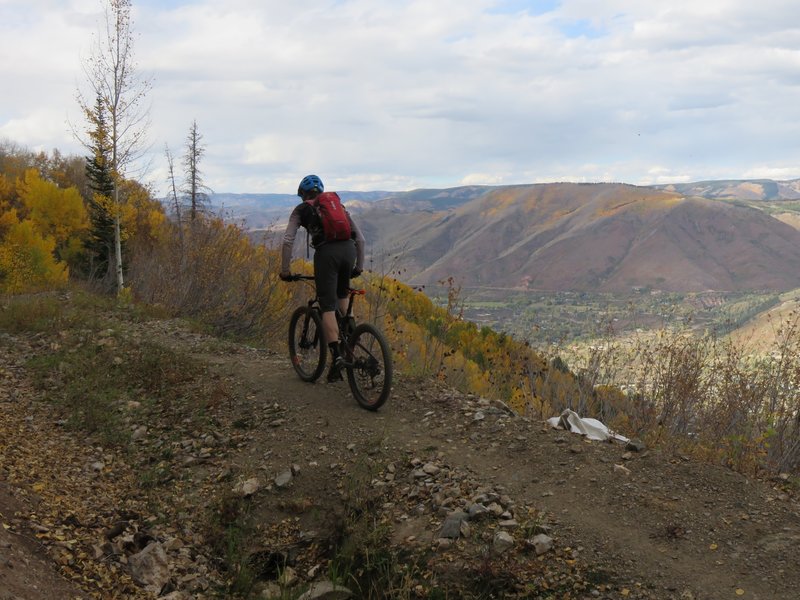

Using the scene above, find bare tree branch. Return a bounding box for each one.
[74,0,152,292]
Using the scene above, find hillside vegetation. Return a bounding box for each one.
[4,143,800,470]
[3,290,799,599]
[727,288,800,351]
[4,143,800,474]
[2,144,800,597]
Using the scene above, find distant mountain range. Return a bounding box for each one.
[211,177,800,293]
[209,191,390,229]
[655,178,800,201]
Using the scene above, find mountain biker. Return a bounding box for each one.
[280,174,366,382]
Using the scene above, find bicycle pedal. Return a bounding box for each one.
[326,358,344,382]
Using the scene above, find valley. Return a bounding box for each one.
[230,177,800,358]
[424,284,785,348]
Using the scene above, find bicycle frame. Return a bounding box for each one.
[286,273,392,410]
[290,275,365,348]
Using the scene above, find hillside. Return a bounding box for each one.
[655,178,800,201]
[727,288,800,352]
[1,295,799,599]
[215,178,800,294]
[359,183,800,292]
[774,212,800,230]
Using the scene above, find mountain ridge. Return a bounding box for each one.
[211,177,800,293]
[655,177,800,200]
[358,183,800,292]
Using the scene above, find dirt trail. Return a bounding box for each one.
[1,316,799,599]
[220,344,800,599]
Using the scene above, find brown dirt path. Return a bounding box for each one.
[220,346,800,599]
[1,314,799,599]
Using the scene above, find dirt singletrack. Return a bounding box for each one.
[1,312,799,599]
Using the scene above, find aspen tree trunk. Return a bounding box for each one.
[76,0,151,294]
[114,186,124,290]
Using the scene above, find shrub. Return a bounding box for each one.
[128,217,295,341]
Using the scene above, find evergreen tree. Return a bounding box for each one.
[76,0,151,292]
[84,95,117,282]
[182,120,211,221]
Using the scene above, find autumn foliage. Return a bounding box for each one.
[367,275,614,422]
[127,216,296,339]
[0,169,83,292]
[3,142,799,477]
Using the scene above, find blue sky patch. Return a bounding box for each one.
[488,0,560,16]
[136,0,187,8]
[557,18,606,39]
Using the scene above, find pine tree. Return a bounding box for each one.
[182,120,211,221]
[84,95,117,282]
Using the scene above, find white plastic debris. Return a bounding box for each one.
[547,409,629,443]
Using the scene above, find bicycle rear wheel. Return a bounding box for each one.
[288,306,327,382]
[345,323,393,410]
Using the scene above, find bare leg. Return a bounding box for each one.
[322,310,339,347]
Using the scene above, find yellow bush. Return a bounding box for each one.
[17,169,88,247]
[0,219,68,293]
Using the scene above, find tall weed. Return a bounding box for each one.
[0,289,110,333]
[0,293,65,333]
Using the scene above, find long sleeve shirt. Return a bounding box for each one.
[281,198,365,273]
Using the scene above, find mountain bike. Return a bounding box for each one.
[285,275,392,411]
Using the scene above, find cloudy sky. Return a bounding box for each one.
[2,0,800,194]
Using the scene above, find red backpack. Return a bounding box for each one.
[313,192,352,242]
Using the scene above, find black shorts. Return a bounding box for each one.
[313,240,357,312]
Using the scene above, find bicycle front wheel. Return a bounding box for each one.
[288,306,327,382]
[345,323,393,411]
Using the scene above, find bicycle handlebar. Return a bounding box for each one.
[284,273,366,296]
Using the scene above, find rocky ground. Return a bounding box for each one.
[1,307,799,599]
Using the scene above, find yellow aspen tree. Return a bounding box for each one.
[118,179,166,243]
[17,169,89,251]
[0,205,19,238]
[0,174,13,206]
[0,220,67,293]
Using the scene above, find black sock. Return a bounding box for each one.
[328,342,340,360]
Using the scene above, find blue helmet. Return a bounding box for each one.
[297,174,324,197]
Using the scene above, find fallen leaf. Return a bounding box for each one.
[709,543,718,550]
[735,590,745,596]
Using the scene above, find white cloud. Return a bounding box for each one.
[1,0,800,194]
[0,109,73,152]
[743,166,800,181]
[461,173,506,186]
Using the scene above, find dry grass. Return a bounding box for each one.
[567,312,800,475]
[728,289,800,352]
[127,217,298,343]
